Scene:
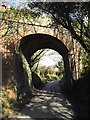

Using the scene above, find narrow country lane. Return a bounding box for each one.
[10,80,74,119]
[42,80,61,93]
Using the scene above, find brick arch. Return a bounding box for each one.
[19,33,71,90]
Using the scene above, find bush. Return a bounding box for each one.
[1,87,16,118]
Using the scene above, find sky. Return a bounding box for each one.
[39,57,61,67]
[0,0,89,6]
[38,49,62,67]
[0,0,28,8]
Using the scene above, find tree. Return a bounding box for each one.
[30,49,49,71]
[28,2,90,54]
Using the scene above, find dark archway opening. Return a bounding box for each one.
[19,33,72,92]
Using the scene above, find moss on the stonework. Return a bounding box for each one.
[14,51,32,101]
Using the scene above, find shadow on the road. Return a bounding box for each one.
[13,88,73,120]
[7,76,89,120]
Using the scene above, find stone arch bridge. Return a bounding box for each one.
[16,25,75,93]
[2,22,79,96]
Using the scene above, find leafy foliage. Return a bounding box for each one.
[1,87,16,118]
[31,49,49,71]
[31,49,64,84]
[81,50,90,74]
[28,2,90,54]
